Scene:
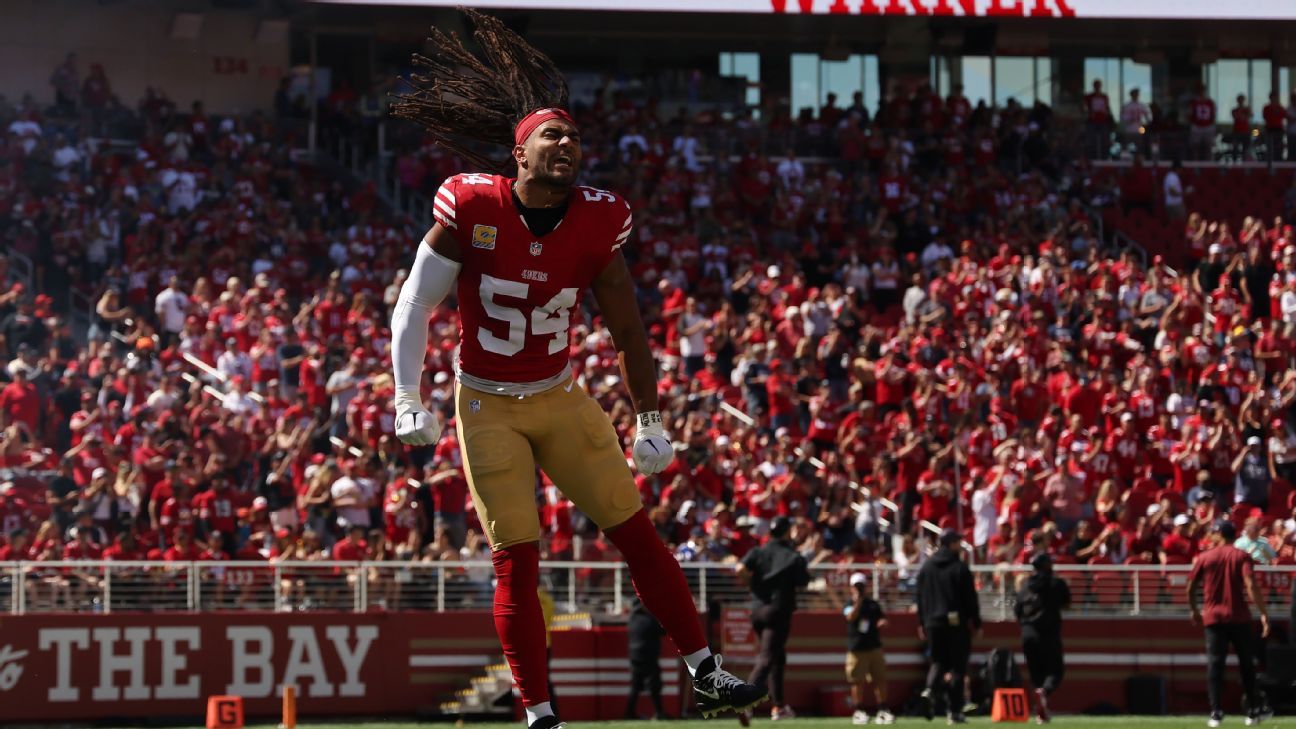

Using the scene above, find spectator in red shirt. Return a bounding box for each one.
[1063,376,1102,429]
[193,473,243,552]
[0,527,31,560]
[542,485,576,560]
[163,529,201,561]
[63,525,103,560]
[765,359,797,434]
[1083,79,1113,159]
[1188,83,1218,161]
[1187,520,1270,724]
[1229,94,1252,162]
[0,481,30,536]
[1161,513,1199,564]
[384,473,423,557]
[103,531,145,560]
[160,481,196,545]
[0,367,39,432]
[332,522,368,561]
[428,464,468,549]
[1262,92,1286,160]
[873,352,908,417]
[298,342,328,411]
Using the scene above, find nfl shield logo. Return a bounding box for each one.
[529,241,543,256]
[470,400,481,413]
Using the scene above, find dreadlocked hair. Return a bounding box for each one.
[391,8,569,171]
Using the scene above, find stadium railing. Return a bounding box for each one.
[3,561,1291,619]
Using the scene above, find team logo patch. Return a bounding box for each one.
[469,399,481,413]
[529,241,543,256]
[472,224,498,249]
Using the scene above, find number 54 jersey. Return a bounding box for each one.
[433,173,633,385]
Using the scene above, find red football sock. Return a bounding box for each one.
[606,509,707,655]
[491,542,550,707]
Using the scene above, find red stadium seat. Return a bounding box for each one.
[1136,573,1164,609]
[1089,573,1128,609]
[1064,571,1092,604]
[1163,572,1192,609]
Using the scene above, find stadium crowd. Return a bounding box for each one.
[1,56,1295,611]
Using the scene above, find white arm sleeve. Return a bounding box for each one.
[390,240,461,405]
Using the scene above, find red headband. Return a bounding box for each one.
[513,107,576,146]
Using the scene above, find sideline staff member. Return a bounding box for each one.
[625,598,667,719]
[1014,553,1071,724]
[1188,519,1271,728]
[737,516,810,721]
[845,572,895,725]
[916,529,980,725]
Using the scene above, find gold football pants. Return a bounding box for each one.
[453,378,644,550]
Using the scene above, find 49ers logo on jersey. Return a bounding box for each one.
[472,224,498,250]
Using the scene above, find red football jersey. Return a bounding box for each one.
[1189,97,1217,128]
[435,173,631,384]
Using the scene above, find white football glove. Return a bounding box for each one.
[631,410,674,475]
[394,390,443,446]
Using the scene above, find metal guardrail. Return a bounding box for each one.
[2,561,1290,619]
[179,351,266,405]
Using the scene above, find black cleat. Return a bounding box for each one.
[947,712,967,725]
[920,688,935,721]
[1246,705,1274,726]
[692,655,768,718]
[529,716,565,729]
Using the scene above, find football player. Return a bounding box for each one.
[388,11,766,729]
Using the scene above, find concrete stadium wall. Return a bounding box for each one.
[0,0,289,116]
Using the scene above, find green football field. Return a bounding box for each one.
[146,717,1291,729]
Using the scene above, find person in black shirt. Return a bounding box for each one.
[915,529,981,724]
[276,328,306,399]
[624,598,667,720]
[741,352,770,420]
[47,457,80,532]
[794,361,817,434]
[1014,553,1072,723]
[1241,245,1273,323]
[844,572,894,725]
[1193,244,1228,295]
[0,298,47,360]
[737,516,810,720]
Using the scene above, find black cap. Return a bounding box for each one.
[939,528,962,547]
[1031,552,1053,572]
[769,516,792,539]
[1212,519,1237,541]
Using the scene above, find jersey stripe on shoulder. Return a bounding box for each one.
[611,205,633,252]
[433,180,457,230]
